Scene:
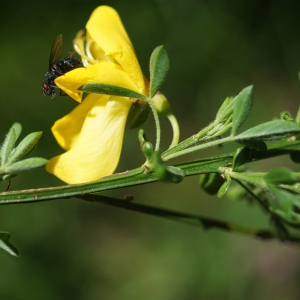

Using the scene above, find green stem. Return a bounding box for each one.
[163,136,233,161]
[236,180,270,213]
[161,121,217,159]
[79,194,280,240]
[147,97,161,151]
[0,140,298,205]
[224,170,267,189]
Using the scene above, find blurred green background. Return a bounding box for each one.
[0,0,300,299]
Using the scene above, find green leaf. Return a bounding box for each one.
[5,158,48,174]
[235,120,300,141]
[152,151,185,183]
[149,46,169,98]
[268,184,300,227]
[0,174,18,181]
[231,85,253,136]
[268,184,296,212]
[127,101,150,129]
[199,173,225,195]
[216,96,234,119]
[280,183,300,194]
[217,174,231,198]
[267,139,300,151]
[237,139,267,152]
[1,127,16,166]
[264,167,299,184]
[178,155,232,176]
[165,166,185,183]
[0,231,19,257]
[295,106,300,124]
[11,123,22,141]
[8,132,43,164]
[79,83,147,100]
[232,146,251,170]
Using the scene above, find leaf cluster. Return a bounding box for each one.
[0,123,48,182]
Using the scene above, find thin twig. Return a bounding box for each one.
[78,193,296,241]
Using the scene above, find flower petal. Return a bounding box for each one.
[55,62,142,102]
[86,6,147,95]
[46,96,132,184]
[51,93,105,150]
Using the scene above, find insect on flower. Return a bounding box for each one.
[42,34,82,98]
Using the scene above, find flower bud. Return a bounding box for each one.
[152,92,172,116]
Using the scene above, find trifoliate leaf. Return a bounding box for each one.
[5,158,48,173]
[8,132,43,164]
[231,86,253,136]
[79,83,147,100]
[149,46,169,98]
[235,120,300,141]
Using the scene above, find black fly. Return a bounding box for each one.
[42,34,82,98]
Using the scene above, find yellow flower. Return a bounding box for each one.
[46,6,148,184]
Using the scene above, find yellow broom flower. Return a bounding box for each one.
[46,6,148,184]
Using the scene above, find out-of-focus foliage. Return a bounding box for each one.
[0,0,300,299]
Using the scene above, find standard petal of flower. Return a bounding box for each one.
[55,62,141,102]
[46,96,132,184]
[52,94,106,150]
[86,6,147,95]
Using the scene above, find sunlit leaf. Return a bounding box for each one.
[149,46,169,98]
[8,132,43,164]
[5,158,48,173]
[79,83,147,100]
[1,128,16,166]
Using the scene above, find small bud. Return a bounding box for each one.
[141,141,154,171]
[152,92,172,116]
[280,111,293,121]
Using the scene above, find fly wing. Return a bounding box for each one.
[49,34,63,69]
